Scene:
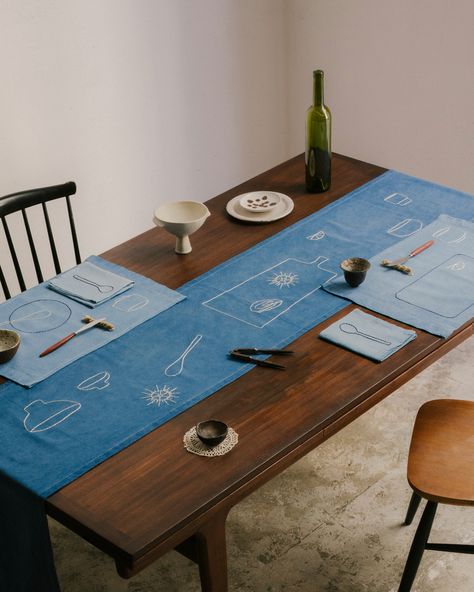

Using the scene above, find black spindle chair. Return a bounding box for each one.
[0,182,81,300]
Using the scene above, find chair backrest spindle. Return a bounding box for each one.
[41,202,61,275]
[21,208,44,284]
[1,216,27,292]
[0,265,9,300]
[66,195,81,265]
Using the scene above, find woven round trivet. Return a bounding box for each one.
[183,426,238,457]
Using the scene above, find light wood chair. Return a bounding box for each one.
[398,398,474,591]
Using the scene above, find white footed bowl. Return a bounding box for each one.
[153,201,210,254]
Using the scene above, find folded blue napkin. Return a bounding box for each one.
[319,308,417,361]
[48,261,134,307]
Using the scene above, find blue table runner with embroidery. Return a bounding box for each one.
[0,170,473,499]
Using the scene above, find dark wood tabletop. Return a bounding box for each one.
[46,154,473,591]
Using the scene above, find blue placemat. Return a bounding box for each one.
[319,308,417,361]
[324,215,474,337]
[0,256,185,387]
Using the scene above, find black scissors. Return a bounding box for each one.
[229,348,294,370]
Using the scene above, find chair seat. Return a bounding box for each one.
[407,399,474,506]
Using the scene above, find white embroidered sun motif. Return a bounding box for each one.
[268,271,299,288]
[142,385,178,406]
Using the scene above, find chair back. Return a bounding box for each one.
[0,182,80,300]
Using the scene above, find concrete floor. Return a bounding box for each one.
[50,336,474,591]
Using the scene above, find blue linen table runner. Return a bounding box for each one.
[319,308,417,361]
[324,215,474,337]
[0,476,60,592]
[0,255,185,387]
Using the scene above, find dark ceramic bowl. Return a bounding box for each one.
[196,420,228,447]
[340,257,371,288]
[0,329,20,363]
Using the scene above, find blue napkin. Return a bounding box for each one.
[48,261,134,307]
[319,309,417,361]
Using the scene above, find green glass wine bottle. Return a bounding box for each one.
[305,70,331,193]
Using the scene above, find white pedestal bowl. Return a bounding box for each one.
[153,201,210,254]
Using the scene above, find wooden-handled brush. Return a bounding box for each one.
[39,316,114,357]
[380,240,434,275]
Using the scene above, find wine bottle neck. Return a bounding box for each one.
[313,70,324,106]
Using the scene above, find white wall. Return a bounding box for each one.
[287,0,474,194]
[1,0,473,283]
[0,0,288,265]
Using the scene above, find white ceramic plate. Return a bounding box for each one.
[226,192,294,223]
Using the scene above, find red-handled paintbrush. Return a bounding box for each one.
[381,240,434,274]
[39,317,106,357]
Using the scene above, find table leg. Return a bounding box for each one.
[195,509,229,592]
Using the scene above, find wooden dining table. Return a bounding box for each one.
[44,153,472,591]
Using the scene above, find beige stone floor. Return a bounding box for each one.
[50,336,474,592]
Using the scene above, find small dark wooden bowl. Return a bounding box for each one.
[0,329,20,364]
[196,420,228,447]
[340,257,371,287]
